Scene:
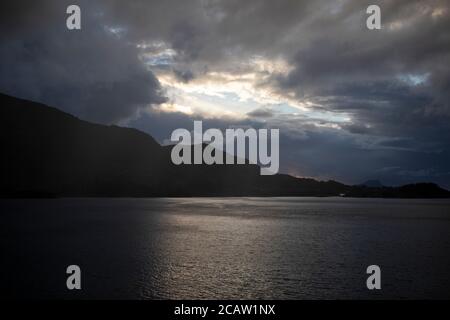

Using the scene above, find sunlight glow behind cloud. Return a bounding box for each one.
[140,46,352,126]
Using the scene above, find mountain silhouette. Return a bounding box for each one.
[1,92,449,198]
[359,180,384,188]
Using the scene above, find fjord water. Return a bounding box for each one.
[1,197,450,299]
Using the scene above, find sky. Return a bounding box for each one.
[1,0,450,187]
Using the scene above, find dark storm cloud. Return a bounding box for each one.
[173,69,195,83]
[1,0,449,187]
[0,1,166,124]
[246,108,274,118]
[276,0,450,134]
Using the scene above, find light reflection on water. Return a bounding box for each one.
[1,197,450,299]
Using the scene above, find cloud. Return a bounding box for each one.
[247,108,274,118]
[1,0,449,187]
[0,0,167,124]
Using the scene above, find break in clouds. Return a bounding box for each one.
[1,0,450,187]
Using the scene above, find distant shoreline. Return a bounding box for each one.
[2,194,450,200]
[2,92,449,200]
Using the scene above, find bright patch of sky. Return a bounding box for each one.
[139,42,352,125]
[104,26,127,38]
[139,42,177,67]
[398,73,429,86]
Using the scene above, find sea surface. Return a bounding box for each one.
[1,197,450,299]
